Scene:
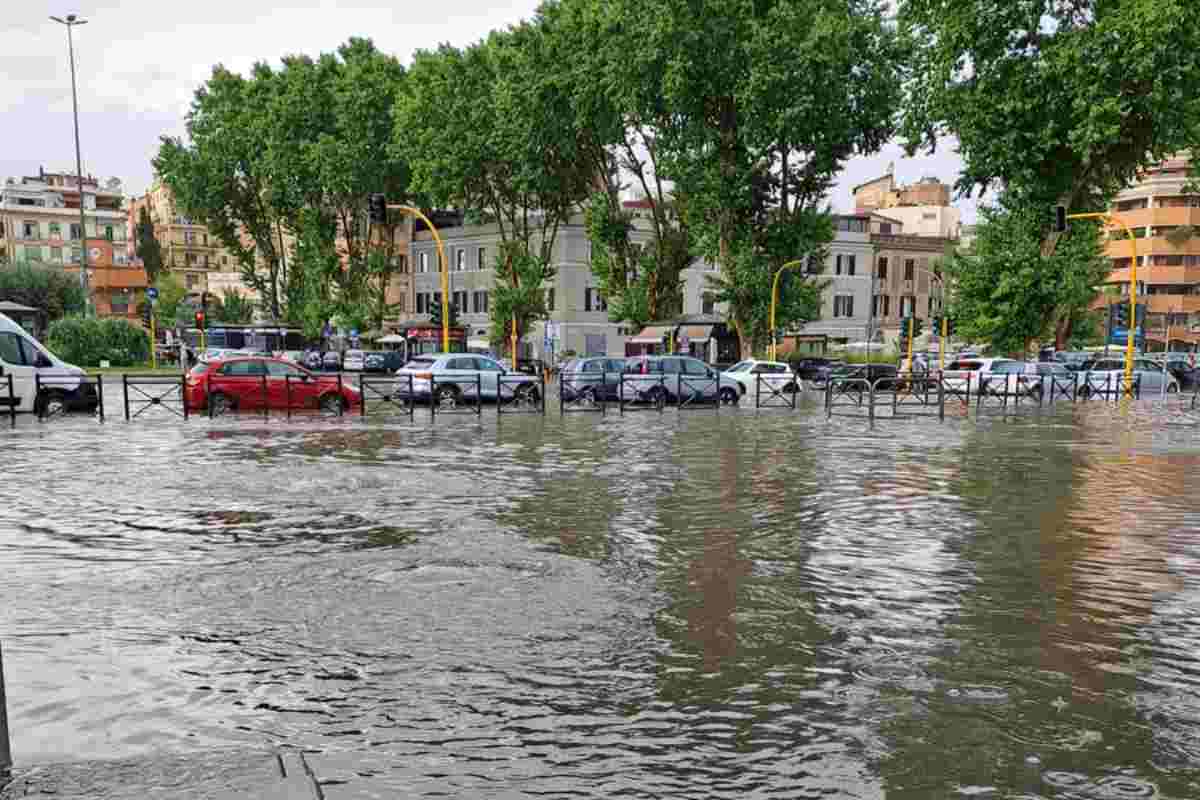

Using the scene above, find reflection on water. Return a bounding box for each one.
[3,401,1200,797]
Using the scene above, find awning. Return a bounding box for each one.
[629,325,672,344]
[678,324,714,343]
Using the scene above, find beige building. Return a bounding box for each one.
[854,165,961,239]
[128,180,244,300]
[0,168,146,320]
[869,215,955,342]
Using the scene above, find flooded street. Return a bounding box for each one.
[3,396,1200,798]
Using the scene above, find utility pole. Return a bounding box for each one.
[51,14,91,316]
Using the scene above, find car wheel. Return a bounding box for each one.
[320,393,345,414]
[435,384,460,409]
[209,391,235,416]
[783,381,798,394]
[719,387,739,406]
[578,386,598,406]
[647,386,667,407]
[36,389,69,419]
[1168,382,1180,394]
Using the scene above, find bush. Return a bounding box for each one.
[46,316,151,367]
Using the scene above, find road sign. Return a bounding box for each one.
[146,287,159,300]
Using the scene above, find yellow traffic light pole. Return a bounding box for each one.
[388,204,451,352]
[768,259,807,361]
[1066,212,1136,390]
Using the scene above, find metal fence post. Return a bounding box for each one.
[938,375,946,422]
[476,374,482,416]
[7,375,14,428]
[34,373,42,421]
[181,375,189,421]
[261,374,269,419]
[208,375,215,420]
[286,376,293,421]
[0,639,10,778]
[359,377,366,418]
[123,373,131,421]
[95,375,104,423]
[868,380,876,425]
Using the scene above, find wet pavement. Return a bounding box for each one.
[3,391,1200,798]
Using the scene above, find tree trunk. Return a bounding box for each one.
[1054,315,1073,350]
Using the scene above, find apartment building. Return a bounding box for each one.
[128,180,244,299]
[790,215,877,348]
[0,168,146,319]
[869,217,954,342]
[1104,154,1200,348]
[408,207,727,360]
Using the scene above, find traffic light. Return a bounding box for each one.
[427,294,458,328]
[1110,302,1129,329]
[368,193,387,224]
[1054,205,1067,233]
[195,310,206,329]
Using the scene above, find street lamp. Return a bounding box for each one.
[50,13,91,317]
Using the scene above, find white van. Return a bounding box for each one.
[0,312,93,415]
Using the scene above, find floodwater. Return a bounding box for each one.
[3,390,1200,798]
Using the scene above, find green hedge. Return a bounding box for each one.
[46,317,150,367]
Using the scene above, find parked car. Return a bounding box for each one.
[826,363,900,394]
[363,352,387,373]
[621,355,743,405]
[809,360,848,387]
[1078,357,1180,396]
[322,351,342,372]
[342,350,366,372]
[395,353,542,406]
[185,356,361,414]
[722,359,800,398]
[942,357,1026,395]
[559,357,628,403]
[1052,351,1094,372]
[790,357,839,381]
[1156,353,1200,388]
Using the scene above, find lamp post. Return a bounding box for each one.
[51,13,90,317]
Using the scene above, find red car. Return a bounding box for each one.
[185,356,361,415]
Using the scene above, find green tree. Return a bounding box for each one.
[0,263,86,324]
[134,206,164,285]
[899,0,1200,344]
[212,288,255,324]
[47,317,150,367]
[396,17,592,349]
[586,0,901,356]
[489,245,551,355]
[150,273,189,329]
[944,199,1109,356]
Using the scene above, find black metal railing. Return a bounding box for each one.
[1048,373,1078,403]
[892,373,942,418]
[2,374,15,428]
[498,375,545,415]
[34,372,104,422]
[558,372,609,415]
[123,374,188,421]
[430,374,482,417]
[359,375,415,419]
[619,374,667,414]
[678,375,720,411]
[825,377,871,418]
[755,374,797,410]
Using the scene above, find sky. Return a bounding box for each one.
[6,1,978,220]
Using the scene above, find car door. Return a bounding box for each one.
[266,359,316,408]
[476,356,505,398]
[443,356,481,397]
[604,359,626,399]
[680,357,712,399]
[219,359,269,408]
[0,331,37,412]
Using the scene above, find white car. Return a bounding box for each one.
[942,357,1028,395]
[722,359,801,398]
[1079,357,1179,396]
[342,349,366,372]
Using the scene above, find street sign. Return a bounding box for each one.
[146,287,159,300]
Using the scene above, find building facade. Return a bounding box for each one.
[409,210,727,360]
[1104,155,1200,348]
[792,215,877,347]
[854,167,961,239]
[0,168,146,319]
[128,180,244,300]
[869,223,954,343]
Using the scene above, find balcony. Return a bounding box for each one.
[1142,294,1200,313]
[1107,206,1200,231]
[1107,265,1200,285]
[76,265,149,290]
[1105,235,1200,260]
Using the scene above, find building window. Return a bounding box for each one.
[903,259,915,281]
[397,254,408,273]
[456,249,465,271]
[928,295,937,316]
[21,221,38,239]
[877,257,888,280]
[453,290,468,311]
[873,294,890,317]
[546,288,555,312]
[186,253,198,267]
[69,223,82,241]
[186,274,199,289]
[48,222,62,239]
[702,292,715,315]
[477,246,487,270]
[878,222,893,234]
[585,288,607,312]
[222,256,229,267]
[110,291,130,314]
[833,295,854,318]
[398,295,407,314]
[416,293,426,314]
[419,252,428,273]
[473,290,489,314]
[50,246,63,263]
[203,233,208,246]
[901,295,916,316]
[104,225,115,241]
[70,248,81,264]
[183,231,195,245]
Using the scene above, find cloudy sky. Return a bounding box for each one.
[7,1,978,220]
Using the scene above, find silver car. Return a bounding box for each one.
[1079,357,1180,396]
[396,353,542,406]
[621,355,743,405]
